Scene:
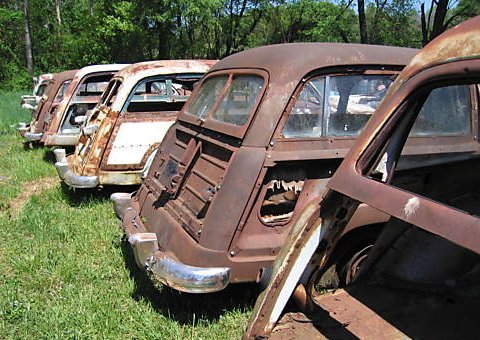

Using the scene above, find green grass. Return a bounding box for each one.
[0,91,253,339]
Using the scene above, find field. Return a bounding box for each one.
[0,92,253,339]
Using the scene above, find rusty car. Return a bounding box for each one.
[18,69,77,143]
[54,60,216,189]
[245,16,480,339]
[41,64,129,147]
[20,73,53,111]
[111,43,419,293]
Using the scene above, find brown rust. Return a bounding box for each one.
[245,16,480,339]
[42,64,128,146]
[60,60,215,188]
[117,44,419,292]
[19,69,77,141]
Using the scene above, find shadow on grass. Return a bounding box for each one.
[120,239,257,324]
[40,146,75,163]
[59,182,138,207]
[22,141,44,151]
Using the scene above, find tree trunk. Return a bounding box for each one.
[420,3,429,46]
[89,0,94,16]
[55,0,62,27]
[431,0,449,41]
[23,0,33,76]
[357,0,368,44]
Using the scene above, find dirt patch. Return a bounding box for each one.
[9,177,58,213]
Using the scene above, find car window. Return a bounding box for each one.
[409,85,471,136]
[124,75,201,113]
[186,76,228,119]
[283,74,395,138]
[368,82,478,216]
[185,74,265,126]
[74,74,111,98]
[212,75,264,126]
[54,80,71,102]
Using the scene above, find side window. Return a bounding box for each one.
[369,83,478,215]
[283,77,325,138]
[283,74,395,138]
[409,85,471,136]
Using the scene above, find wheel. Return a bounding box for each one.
[315,231,378,290]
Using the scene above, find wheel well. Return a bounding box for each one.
[331,223,385,262]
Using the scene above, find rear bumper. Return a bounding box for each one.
[54,149,99,188]
[25,132,43,141]
[111,192,231,293]
[17,122,29,137]
[17,123,43,141]
[44,133,78,146]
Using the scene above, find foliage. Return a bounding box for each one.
[2,0,479,90]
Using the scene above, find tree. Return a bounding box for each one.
[23,0,33,76]
[420,0,476,45]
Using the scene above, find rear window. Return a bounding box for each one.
[54,80,71,102]
[100,79,122,107]
[185,74,264,126]
[74,74,112,98]
[123,74,203,113]
[283,74,395,138]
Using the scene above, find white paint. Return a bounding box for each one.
[404,197,420,219]
[107,121,173,165]
[268,224,325,325]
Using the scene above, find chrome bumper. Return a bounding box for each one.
[111,193,231,293]
[45,133,78,146]
[17,122,29,137]
[54,148,99,188]
[25,132,43,141]
[17,123,43,141]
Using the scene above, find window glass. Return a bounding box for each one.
[36,83,47,96]
[283,77,325,138]
[369,85,478,189]
[409,85,471,136]
[212,75,264,126]
[326,75,395,136]
[54,80,71,102]
[186,76,228,119]
[100,79,122,107]
[74,74,112,98]
[283,74,395,138]
[125,75,201,113]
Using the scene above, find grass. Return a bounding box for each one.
[0,91,253,339]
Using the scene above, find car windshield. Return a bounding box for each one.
[185,74,264,126]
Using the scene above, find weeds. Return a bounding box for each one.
[0,91,251,339]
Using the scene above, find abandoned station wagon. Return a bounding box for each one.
[112,43,418,293]
[18,69,77,143]
[20,73,53,112]
[246,16,480,339]
[42,64,128,147]
[54,60,215,188]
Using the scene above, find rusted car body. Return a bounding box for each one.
[42,64,128,147]
[112,43,419,293]
[245,16,480,339]
[20,73,53,111]
[54,60,216,188]
[18,70,77,143]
